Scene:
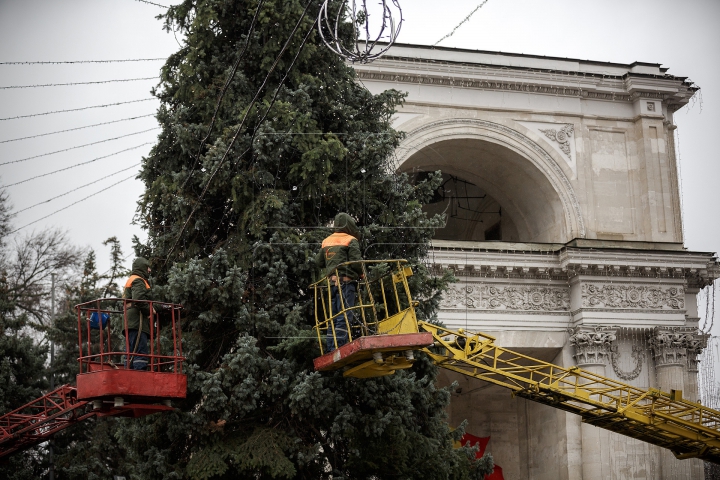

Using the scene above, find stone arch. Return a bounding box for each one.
[396,119,586,242]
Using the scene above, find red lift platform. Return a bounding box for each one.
[0,298,186,459]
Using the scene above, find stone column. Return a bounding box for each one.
[650,328,704,480]
[685,335,707,480]
[569,326,617,480]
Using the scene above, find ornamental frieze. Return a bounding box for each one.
[581,284,684,310]
[440,285,570,311]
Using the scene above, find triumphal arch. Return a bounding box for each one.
[355,44,720,479]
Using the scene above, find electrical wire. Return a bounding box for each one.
[14,163,140,215]
[9,174,137,235]
[1,77,158,89]
[4,142,152,187]
[164,0,316,262]
[0,58,165,65]
[134,0,168,7]
[183,0,267,191]
[0,114,155,144]
[433,0,490,46]
[0,98,155,121]
[0,127,159,166]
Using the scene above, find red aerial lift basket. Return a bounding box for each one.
[75,298,187,403]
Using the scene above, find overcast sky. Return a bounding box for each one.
[0,0,718,287]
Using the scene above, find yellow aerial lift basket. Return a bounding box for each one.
[311,259,434,378]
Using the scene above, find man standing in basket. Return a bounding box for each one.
[123,257,154,370]
[315,213,363,352]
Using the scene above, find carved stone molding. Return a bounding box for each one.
[539,124,574,158]
[440,284,570,311]
[581,284,684,310]
[568,326,617,366]
[649,328,702,368]
[611,344,645,381]
[355,69,693,107]
[685,335,708,373]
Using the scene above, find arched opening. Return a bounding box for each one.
[402,137,570,244]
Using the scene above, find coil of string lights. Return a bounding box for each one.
[318,0,402,64]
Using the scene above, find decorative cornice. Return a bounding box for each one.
[581,284,684,310]
[355,67,696,108]
[428,244,718,286]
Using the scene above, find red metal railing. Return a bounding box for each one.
[75,298,184,374]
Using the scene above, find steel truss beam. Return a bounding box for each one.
[419,322,720,464]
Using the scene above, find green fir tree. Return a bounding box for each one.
[118,1,492,478]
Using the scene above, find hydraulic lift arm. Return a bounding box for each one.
[0,385,92,459]
[418,321,720,464]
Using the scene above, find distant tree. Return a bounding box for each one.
[48,239,132,479]
[6,228,82,330]
[0,191,49,480]
[116,0,493,479]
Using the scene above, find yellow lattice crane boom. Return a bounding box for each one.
[311,260,720,464]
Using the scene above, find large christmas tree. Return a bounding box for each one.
[122,1,492,478]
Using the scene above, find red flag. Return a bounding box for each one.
[459,432,490,458]
[485,465,504,480]
[459,433,505,480]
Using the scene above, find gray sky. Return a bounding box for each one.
[0,0,718,280]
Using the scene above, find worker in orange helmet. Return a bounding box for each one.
[122,257,154,370]
[315,213,363,352]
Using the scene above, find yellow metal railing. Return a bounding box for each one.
[419,322,720,464]
[311,260,419,355]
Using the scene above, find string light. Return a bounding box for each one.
[433,0,490,46]
[0,114,155,144]
[133,0,168,8]
[9,174,137,234]
[0,58,165,65]
[0,98,155,121]
[165,0,316,262]
[0,127,159,166]
[14,163,140,214]
[5,142,153,187]
[1,76,158,89]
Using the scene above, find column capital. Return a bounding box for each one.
[649,327,706,370]
[568,326,617,367]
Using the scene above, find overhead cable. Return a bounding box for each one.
[434,0,490,46]
[0,58,165,65]
[0,114,155,144]
[5,142,152,187]
[1,77,158,89]
[14,163,140,214]
[165,0,317,263]
[135,0,168,7]
[185,0,266,190]
[165,0,315,262]
[9,174,137,234]
[0,127,159,166]
[0,98,155,121]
